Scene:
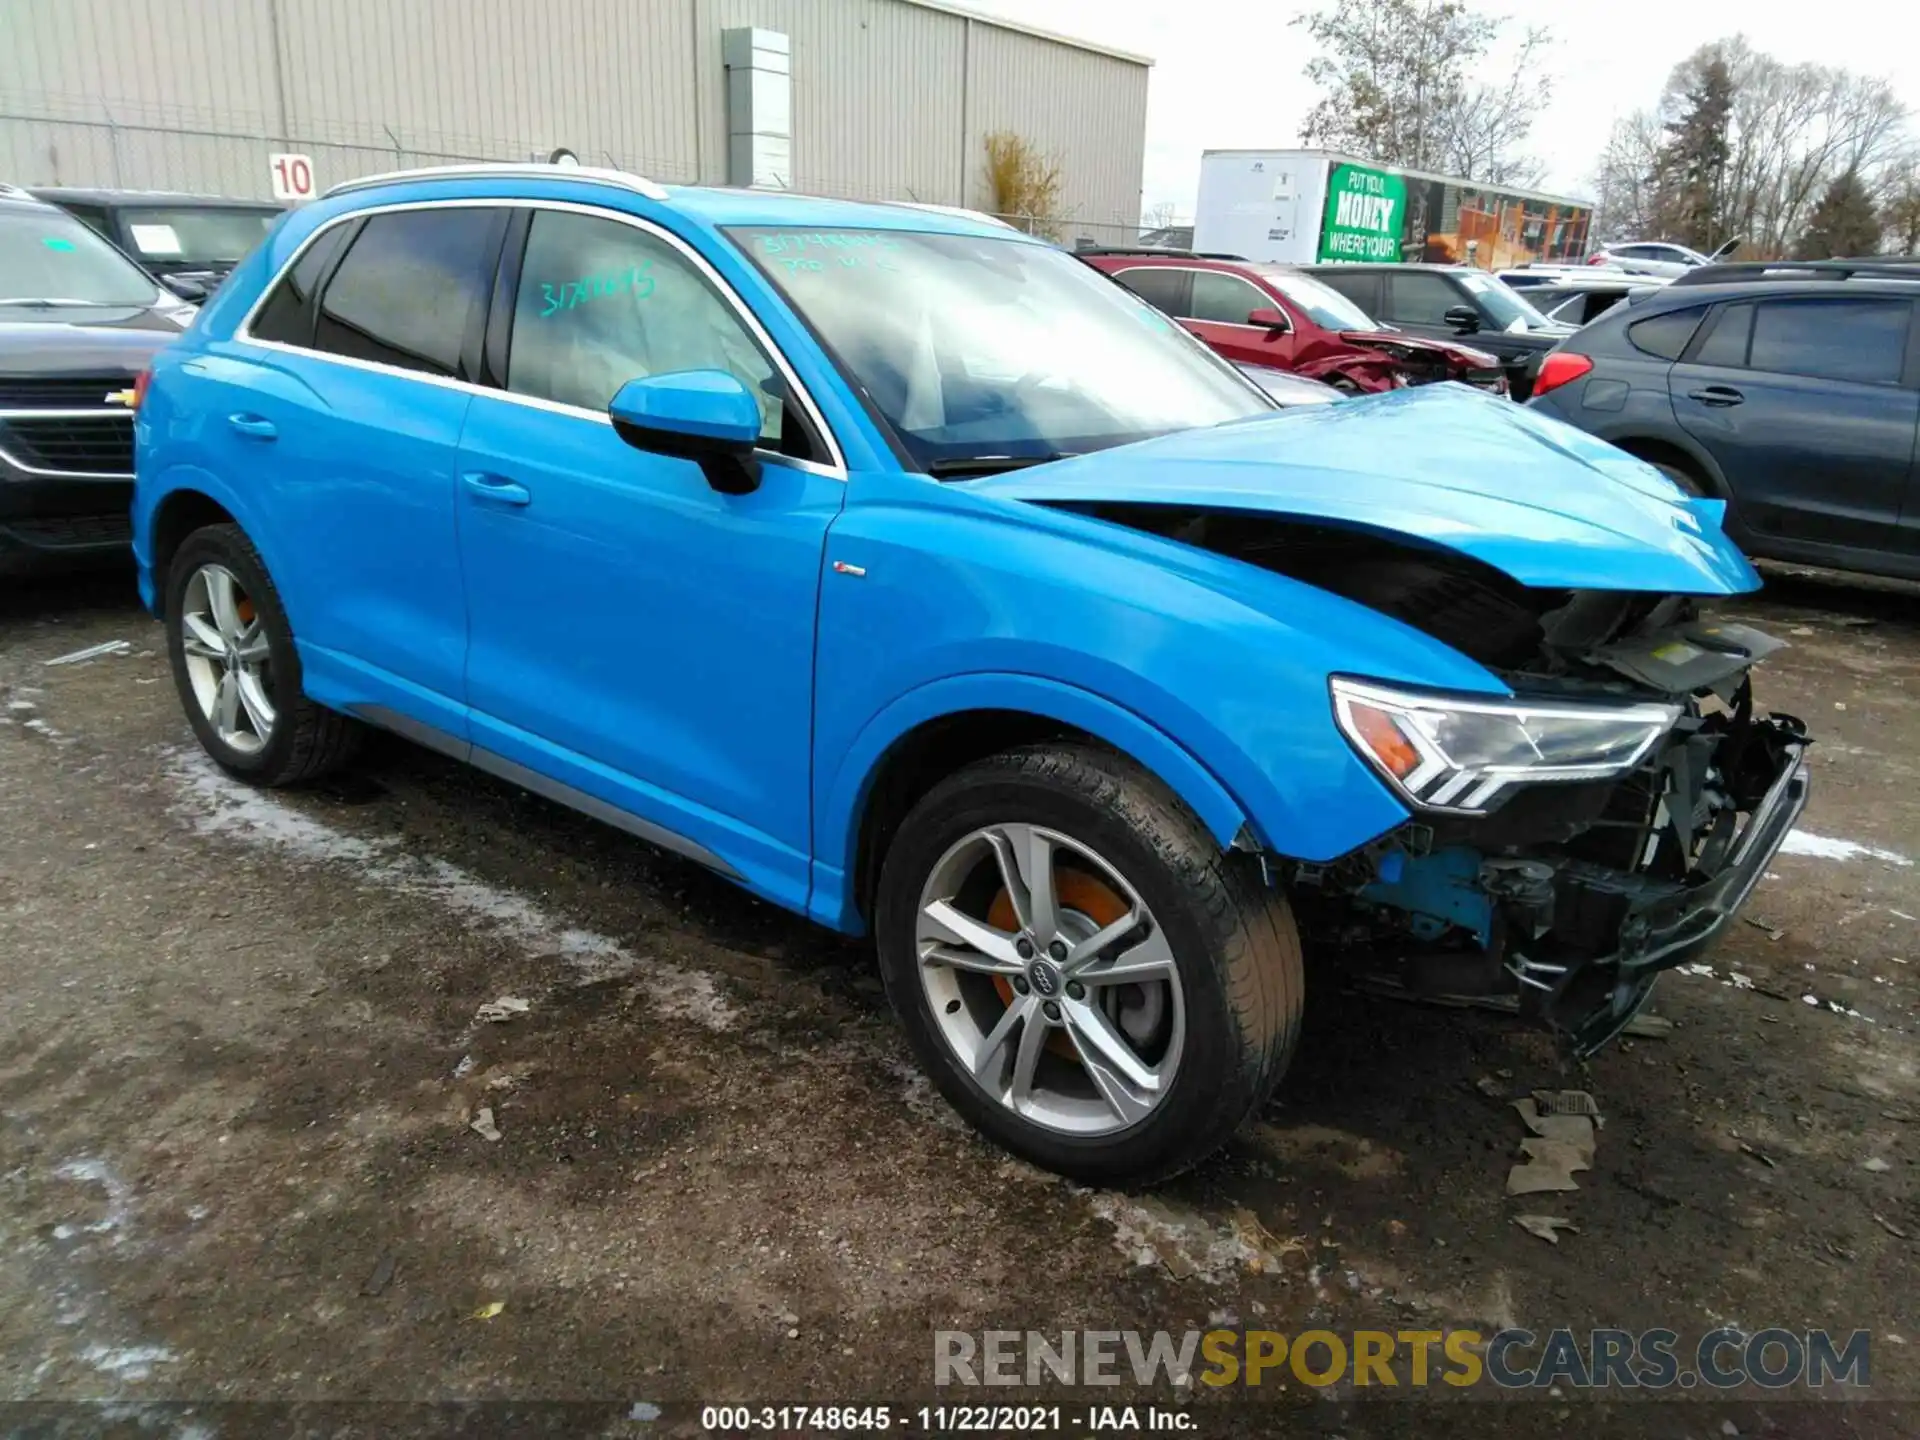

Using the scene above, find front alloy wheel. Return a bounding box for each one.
[877,743,1304,1184]
[916,823,1185,1135]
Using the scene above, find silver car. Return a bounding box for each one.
[1585,238,1741,279]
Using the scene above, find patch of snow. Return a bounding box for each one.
[81,1344,174,1381]
[167,749,734,1030]
[1781,830,1911,867]
[53,1157,131,1243]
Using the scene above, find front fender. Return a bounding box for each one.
[810,672,1253,930]
[811,470,1518,928]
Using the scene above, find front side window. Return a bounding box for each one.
[313,208,503,379]
[0,206,160,309]
[728,226,1270,471]
[505,209,792,450]
[1747,298,1909,385]
[1385,271,1463,327]
[1187,270,1272,326]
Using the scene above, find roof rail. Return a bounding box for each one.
[1072,245,1249,260]
[1669,258,1920,287]
[324,162,669,202]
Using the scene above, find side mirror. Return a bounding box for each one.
[609,370,762,495]
[1442,303,1481,334]
[1246,307,1290,332]
[160,273,209,302]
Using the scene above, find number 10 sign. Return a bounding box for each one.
[269,153,315,202]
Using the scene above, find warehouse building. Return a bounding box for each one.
[0,0,1150,243]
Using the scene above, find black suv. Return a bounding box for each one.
[1305,262,1576,398]
[1,186,191,574]
[30,188,280,303]
[1525,260,1920,584]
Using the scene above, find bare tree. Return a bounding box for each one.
[1297,0,1509,174]
[1651,37,1910,255]
[1140,201,1177,230]
[1881,157,1920,253]
[1432,25,1553,186]
[1589,110,1663,240]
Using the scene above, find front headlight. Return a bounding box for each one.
[1331,677,1680,815]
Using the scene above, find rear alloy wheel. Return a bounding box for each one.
[178,562,276,756]
[165,523,362,786]
[876,743,1303,1184]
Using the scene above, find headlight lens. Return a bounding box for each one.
[1331,677,1680,814]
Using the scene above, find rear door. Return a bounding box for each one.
[1669,295,1918,553]
[219,204,506,734]
[1313,269,1383,324]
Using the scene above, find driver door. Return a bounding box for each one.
[454,206,845,906]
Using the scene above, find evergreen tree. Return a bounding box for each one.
[1797,169,1883,258]
[1653,55,1733,249]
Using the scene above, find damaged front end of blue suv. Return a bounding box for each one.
[973,388,1809,1058]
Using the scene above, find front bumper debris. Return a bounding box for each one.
[1508,715,1808,1054]
[1327,695,1810,1059]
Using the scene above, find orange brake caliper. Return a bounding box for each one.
[989,869,1129,1062]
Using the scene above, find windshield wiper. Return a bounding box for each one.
[926,452,1079,478]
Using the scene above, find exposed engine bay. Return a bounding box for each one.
[1075,506,1813,1055]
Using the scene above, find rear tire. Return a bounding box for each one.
[164,523,362,786]
[875,742,1303,1185]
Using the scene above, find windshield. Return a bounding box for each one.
[1456,271,1560,333]
[0,207,160,306]
[1254,267,1378,331]
[120,206,277,267]
[728,226,1272,470]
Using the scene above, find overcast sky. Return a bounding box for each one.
[963,0,1920,216]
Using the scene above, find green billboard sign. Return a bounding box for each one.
[1318,162,1408,262]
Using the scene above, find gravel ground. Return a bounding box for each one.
[1,565,1915,1438]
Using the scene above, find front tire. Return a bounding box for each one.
[164,523,361,786]
[875,743,1303,1185]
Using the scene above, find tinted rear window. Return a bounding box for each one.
[1748,298,1909,385]
[312,208,502,378]
[249,222,350,346]
[1626,307,1703,360]
[1112,266,1187,316]
[1692,303,1752,368]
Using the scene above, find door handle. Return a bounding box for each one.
[1687,386,1744,407]
[461,471,531,506]
[226,413,277,439]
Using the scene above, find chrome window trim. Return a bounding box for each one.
[1112,264,1292,333]
[233,197,847,478]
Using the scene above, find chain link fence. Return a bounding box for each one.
[3,106,1161,252]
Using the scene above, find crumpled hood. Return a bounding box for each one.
[965,384,1758,594]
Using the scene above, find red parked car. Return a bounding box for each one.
[1081,250,1507,396]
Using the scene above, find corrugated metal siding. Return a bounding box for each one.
[273,0,701,180]
[964,20,1147,241]
[690,0,965,201]
[1,0,1147,233]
